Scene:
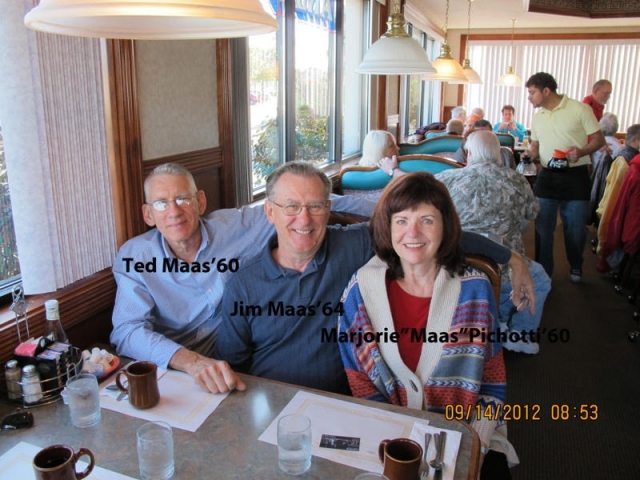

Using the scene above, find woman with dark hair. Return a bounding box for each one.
[338,172,518,473]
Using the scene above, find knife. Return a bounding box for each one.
[434,431,447,480]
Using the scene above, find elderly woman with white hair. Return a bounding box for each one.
[359,130,399,168]
[592,113,622,169]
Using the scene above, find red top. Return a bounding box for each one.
[583,94,604,121]
[387,275,432,372]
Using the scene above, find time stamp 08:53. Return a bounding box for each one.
[445,404,599,422]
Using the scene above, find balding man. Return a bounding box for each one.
[583,79,612,121]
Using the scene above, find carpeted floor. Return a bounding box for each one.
[506,222,640,479]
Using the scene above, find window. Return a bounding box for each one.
[465,37,640,132]
[0,124,20,297]
[0,4,115,296]
[249,0,365,191]
[403,28,441,135]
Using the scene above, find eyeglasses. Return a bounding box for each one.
[269,199,329,216]
[146,194,197,212]
[1,411,34,431]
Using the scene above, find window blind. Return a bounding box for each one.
[465,39,640,132]
[0,1,116,294]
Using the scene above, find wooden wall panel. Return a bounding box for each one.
[142,147,224,215]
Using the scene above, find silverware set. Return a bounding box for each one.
[420,431,447,480]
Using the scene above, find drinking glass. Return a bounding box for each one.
[137,421,174,480]
[66,373,101,428]
[277,414,312,475]
[354,474,390,479]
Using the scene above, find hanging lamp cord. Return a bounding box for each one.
[465,0,472,58]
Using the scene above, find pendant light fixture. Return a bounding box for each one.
[423,0,467,83]
[497,19,522,87]
[24,0,278,40]
[357,0,436,75]
[450,0,482,84]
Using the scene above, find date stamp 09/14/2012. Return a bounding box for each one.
[444,403,599,422]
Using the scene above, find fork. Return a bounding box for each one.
[419,432,432,479]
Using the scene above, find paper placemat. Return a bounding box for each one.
[260,391,446,473]
[99,369,228,432]
[0,442,135,480]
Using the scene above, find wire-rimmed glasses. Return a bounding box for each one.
[269,199,329,216]
[146,194,198,212]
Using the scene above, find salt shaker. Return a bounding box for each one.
[21,364,44,404]
[5,360,22,401]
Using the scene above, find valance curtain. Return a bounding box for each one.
[465,38,640,131]
[0,0,116,294]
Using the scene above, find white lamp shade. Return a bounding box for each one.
[449,63,482,85]
[357,36,436,75]
[422,57,467,82]
[24,0,278,39]
[462,66,482,84]
[497,66,522,87]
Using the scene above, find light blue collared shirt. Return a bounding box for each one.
[110,195,375,368]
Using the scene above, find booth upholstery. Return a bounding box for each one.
[398,135,463,157]
[338,154,461,200]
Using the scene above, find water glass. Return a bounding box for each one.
[354,474,390,480]
[277,414,312,476]
[137,421,174,480]
[66,374,101,428]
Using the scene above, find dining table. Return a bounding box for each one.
[0,372,480,479]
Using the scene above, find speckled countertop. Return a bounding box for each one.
[0,374,479,479]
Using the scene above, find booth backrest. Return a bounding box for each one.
[425,130,447,139]
[398,135,463,157]
[339,155,461,198]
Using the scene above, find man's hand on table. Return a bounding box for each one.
[169,348,247,394]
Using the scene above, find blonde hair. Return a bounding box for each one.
[360,130,396,167]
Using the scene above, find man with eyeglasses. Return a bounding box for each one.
[215,162,537,394]
[582,79,612,121]
[110,163,375,394]
[215,161,372,393]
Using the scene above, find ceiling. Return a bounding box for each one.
[417,0,640,30]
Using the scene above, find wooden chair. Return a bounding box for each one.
[398,135,463,158]
[338,154,461,198]
[465,254,502,307]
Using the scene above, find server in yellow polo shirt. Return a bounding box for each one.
[524,72,605,283]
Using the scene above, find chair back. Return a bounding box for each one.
[398,135,463,157]
[496,133,516,150]
[464,254,502,307]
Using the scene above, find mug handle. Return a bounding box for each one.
[378,439,389,463]
[73,448,95,480]
[115,371,128,394]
